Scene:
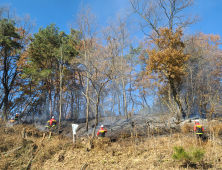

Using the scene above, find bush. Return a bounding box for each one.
[172,146,205,165]
[192,148,205,162]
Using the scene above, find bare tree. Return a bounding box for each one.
[129,0,199,38]
[71,4,98,131]
[184,32,222,119]
[103,13,133,119]
[87,41,119,141]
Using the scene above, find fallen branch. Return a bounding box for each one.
[0,146,22,155]
[81,162,88,170]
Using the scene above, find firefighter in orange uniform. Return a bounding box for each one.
[49,116,57,128]
[97,125,107,138]
[14,113,19,121]
[45,116,57,130]
[194,120,204,139]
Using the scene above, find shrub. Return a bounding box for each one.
[172,146,205,165]
[192,148,205,162]
[172,146,191,162]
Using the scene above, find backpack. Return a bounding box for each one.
[196,125,203,134]
[98,130,105,137]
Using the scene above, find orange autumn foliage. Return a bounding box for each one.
[146,28,190,84]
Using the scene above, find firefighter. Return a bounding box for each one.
[49,116,57,128]
[97,125,107,138]
[14,113,19,121]
[194,120,204,139]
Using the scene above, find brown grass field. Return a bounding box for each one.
[1,121,222,170]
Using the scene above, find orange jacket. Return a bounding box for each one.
[49,118,57,125]
[194,122,204,131]
[97,127,107,136]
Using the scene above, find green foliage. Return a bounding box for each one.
[172,146,191,161]
[0,18,22,50]
[172,146,205,165]
[0,18,22,119]
[192,148,205,163]
[23,23,79,84]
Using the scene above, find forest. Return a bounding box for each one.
[0,0,221,131]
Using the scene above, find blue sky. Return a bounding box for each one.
[1,0,222,39]
[189,0,222,36]
[1,0,221,113]
[1,0,129,33]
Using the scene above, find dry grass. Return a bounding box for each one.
[40,132,222,170]
[181,123,193,134]
[1,122,222,169]
[206,121,222,137]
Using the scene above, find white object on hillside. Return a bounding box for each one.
[72,124,79,134]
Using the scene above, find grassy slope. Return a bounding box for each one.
[0,122,222,170]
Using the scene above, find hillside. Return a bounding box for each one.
[1,119,222,170]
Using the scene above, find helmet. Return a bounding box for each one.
[101,125,103,128]
[52,116,54,119]
[16,113,19,116]
[195,119,199,123]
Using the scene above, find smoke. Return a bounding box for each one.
[76,114,151,137]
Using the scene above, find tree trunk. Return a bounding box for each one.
[122,77,127,118]
[143,94,150,114]
[3,52,9,121]
[121,46,127,118]
[85,50,90,132]
[92,95,99,139]
[169,77,185,120]
[117,81,121,116]
[77,91,80,120]
[3,94,8,121]
[58,41,63,134]
[71,91,74,119]
[59,66,62,121]
[112,84,115,116]
[48,80,52,119]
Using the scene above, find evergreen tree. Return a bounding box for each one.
[24,24,78,119]
[0,18,22,120]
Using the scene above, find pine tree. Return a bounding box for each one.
[0,19,22,120]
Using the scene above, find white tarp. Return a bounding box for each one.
[72,124,79,134]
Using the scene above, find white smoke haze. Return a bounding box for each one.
[74,111,207,138]
[75,113,167,137]
[16,107,205,137]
